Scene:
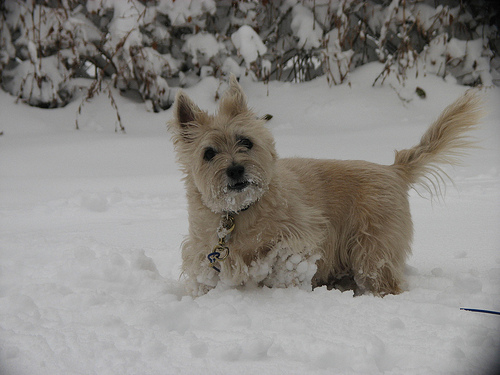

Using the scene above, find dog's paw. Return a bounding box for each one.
[183,268,219,297]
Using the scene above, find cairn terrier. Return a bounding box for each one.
[169,75,482,297]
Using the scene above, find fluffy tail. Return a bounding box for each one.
[393,90,483,194]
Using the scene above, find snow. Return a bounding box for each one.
[222,57,246,78]
[324,29,354,85]
[414,3,459,35]
[93,0,145,49]
[290,4,323,50]
[231,25,267,67]
[421,34,494,87]
[183,33,224,66]
[156,0,216,27]
[2,56,70,107]
[1,63,500,374]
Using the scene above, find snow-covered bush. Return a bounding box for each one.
[0,0,498,114]
[1,2,75,107]
[3,55,72,108]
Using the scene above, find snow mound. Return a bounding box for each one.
[183,33,224,66]
[291,4,323,50]
[231,25,267,67]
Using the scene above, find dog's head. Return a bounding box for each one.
[169,76,277,213]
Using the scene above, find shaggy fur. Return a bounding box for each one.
[168,76,482,297]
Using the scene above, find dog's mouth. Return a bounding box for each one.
[206,177,266,214]
[227,180,250,192]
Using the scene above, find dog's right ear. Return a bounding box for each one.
[174,90,201,127]
[170,90,206,142]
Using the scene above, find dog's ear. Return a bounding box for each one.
[219,74,248,118]
[174,90,201,127]
[170,90,206,142]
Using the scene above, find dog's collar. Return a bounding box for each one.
[217,202,252,216]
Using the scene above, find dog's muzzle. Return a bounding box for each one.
[226,164,249,191]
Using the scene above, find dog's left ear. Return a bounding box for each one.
[219,74,248,117]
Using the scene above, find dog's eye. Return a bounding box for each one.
[203,147,217,161]
[238,138,253,150]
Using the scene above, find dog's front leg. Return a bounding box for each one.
[181,241,219,296]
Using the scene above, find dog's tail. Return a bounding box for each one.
[393,90,483,194]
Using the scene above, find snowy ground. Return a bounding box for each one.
[1,63,499,375]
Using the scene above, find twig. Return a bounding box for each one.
[107,87,125,133]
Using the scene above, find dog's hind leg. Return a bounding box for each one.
[351,237,405,296]
[349,215,412,296]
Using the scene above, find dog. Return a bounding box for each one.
[168,75,482,297]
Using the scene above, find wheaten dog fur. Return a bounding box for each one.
[169,76,482,296]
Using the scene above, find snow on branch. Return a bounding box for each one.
[0,0,498,113]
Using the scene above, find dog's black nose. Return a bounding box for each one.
[226,164,245,180]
